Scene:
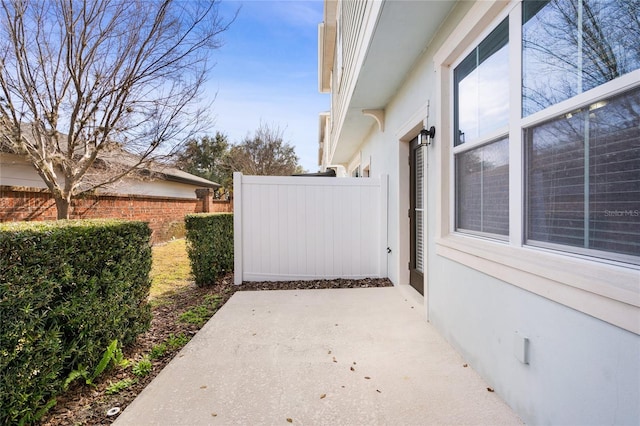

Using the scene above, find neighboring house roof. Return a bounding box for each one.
[98,145,220,189]
[0,125,220,190]
[150,165,220,189]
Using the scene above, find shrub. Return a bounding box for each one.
[185,213,233,286]
[63,339,129,390]
[0,219,152,424]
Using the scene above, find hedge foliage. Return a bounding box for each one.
[0,220,152,424]
[185,213,233,286]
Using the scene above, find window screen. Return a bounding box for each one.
[456,138,510,236]
[526,86,640,260]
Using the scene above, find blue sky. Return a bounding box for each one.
[202,0,328,172]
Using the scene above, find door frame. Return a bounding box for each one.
[397,113,429,317]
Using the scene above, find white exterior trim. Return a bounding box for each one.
[436,235,640,333]
[233,172,243,285]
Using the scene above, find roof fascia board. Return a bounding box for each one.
[163,173,220,189]
[319,0,337,93]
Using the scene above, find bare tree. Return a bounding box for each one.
[224,123,302,177]
[0,0,234,218]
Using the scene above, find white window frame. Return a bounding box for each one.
[433,0,640,335]
[449,5,514,244]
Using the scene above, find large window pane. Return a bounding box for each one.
[456,138,509,236]
[526,87,640,260]
[454,19,509,146]
[523,0,640,116]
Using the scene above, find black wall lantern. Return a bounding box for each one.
[418,126,436,146]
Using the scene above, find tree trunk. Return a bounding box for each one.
[54,195,71,220]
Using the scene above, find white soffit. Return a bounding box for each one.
[334,0,455,163]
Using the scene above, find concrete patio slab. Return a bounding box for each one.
[115,287,523,425]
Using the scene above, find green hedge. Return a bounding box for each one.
[0,220,152,424]
[185,213,233,286]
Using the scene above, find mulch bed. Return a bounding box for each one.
[39,276,392,425]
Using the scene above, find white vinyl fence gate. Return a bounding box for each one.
[233,172,388,284]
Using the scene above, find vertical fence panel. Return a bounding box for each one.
[234,173,388,283]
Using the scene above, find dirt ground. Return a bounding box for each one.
[39,276,392,425]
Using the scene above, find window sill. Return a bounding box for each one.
[435,233,640,335]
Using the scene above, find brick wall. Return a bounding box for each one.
[0,186,233,243]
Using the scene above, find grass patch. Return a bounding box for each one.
[166,333,190,350]
[178,305,211,326]
[149,343,168,360]
[179,295,222,326]
[131,358,152,377]
[150,239,192,299]
[148,333,191,360]
[105,378,137,395]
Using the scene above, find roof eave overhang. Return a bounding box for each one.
[163,174,220,189]
[332,0,456,164]
[319,0,337,93]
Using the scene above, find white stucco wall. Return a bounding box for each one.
[0,153,200,199]
[110,179,200,199]
[336,1,640,424]
[0,154,49,189]
[428,256,640,425]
